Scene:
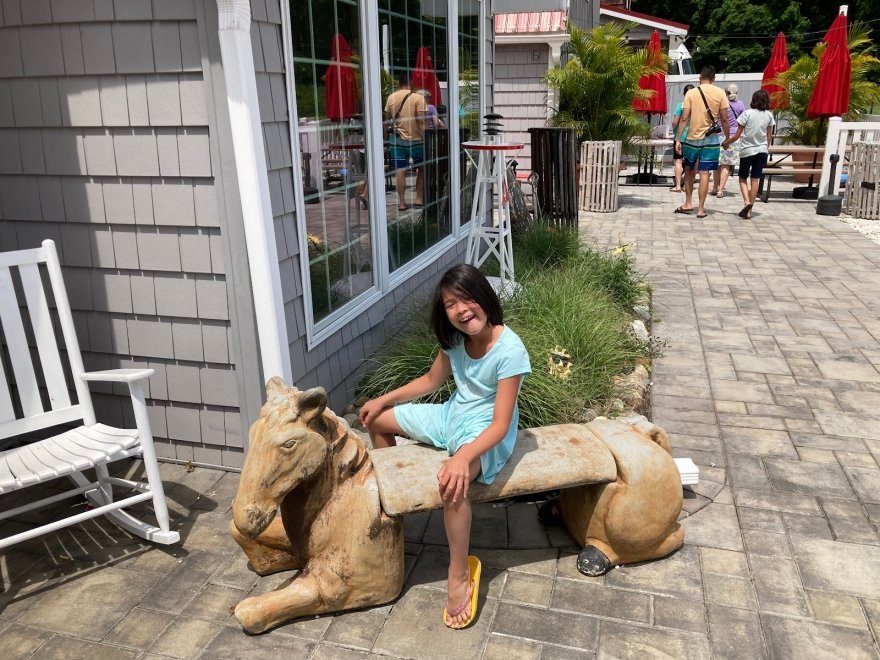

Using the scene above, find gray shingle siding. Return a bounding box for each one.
[0,0,244,467]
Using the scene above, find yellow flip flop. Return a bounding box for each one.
[443,555,481,629]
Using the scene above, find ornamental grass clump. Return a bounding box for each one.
[357,224,645,428]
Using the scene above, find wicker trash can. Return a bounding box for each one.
[528,127,578,226]
[579,140,621,213]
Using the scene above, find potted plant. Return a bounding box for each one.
[545,22,666,211]
[772,21,880,180]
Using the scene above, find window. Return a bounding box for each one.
[377,1,451,271]
[286,0,477,340]
[458,0,481,227]
[289,0,375,323]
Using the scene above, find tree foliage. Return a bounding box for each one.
[545,22,666,143]
[635,0,878,73]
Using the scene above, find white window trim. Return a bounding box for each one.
[216,0,292,383]
[280,0,475,351]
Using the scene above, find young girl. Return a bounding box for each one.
[360,264,531,629]
[722,89,775,219]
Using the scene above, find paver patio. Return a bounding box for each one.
[2,180,880,659]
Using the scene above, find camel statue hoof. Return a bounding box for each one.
[577,545,613,576]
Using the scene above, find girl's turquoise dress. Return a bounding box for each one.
[394,326,531,484]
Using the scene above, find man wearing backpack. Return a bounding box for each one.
[673,66,729,219]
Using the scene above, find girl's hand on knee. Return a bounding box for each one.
[359,398,387,427]
[438,455,471,503]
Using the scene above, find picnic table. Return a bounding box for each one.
[758,145,833,202]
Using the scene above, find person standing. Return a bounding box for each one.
[673,66,729,218]
[385,79,427,211]
[713,84,746,197]
[723,90,775,219]
[669,84,694,193]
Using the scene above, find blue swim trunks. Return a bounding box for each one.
[389,135,423,170]
[681,135,722,172]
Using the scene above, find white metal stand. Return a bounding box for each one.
[463,139,523,296]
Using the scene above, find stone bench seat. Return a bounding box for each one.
[370,424,618,516]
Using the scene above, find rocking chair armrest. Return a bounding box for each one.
[80,368,155,384]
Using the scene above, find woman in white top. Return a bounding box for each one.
[723,90,775,219]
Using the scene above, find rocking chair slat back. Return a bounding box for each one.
[0,246,91,440]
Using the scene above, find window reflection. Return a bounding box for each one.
[291,0,373,322]
[458,0,480,227]
[378,3,450,271]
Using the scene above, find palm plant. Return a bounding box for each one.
[545,22,666,144]
[772,21,880,145]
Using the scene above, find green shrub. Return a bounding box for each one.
[357,226,646,427]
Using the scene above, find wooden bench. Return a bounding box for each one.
[370,421,699,516]
[0,240,179,550]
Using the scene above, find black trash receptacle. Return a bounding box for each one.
[528,127,578,226]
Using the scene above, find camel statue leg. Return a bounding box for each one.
[230,517,301,576]
[560,417,684,576]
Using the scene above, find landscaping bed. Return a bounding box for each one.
[356,222,653,427]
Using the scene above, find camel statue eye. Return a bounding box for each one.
[282,438,297,449]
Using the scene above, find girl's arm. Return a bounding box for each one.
[766,124,773,148]
[360,351,451,425]
[723,124,744,149]
[437,375,522,502]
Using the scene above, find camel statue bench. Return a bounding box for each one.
[230,379,686,634]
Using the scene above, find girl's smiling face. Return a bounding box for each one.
[441,288,488,336]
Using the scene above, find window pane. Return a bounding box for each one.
[379,0,451,272]
[458,0,480,227]
[290,0,375,323]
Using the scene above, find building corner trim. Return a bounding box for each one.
[215,0,292,384]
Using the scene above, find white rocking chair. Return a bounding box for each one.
[0,240,179,549]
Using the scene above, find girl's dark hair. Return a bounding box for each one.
[430,264,503,349]
[751,90,770,111]
[683,84,694,94]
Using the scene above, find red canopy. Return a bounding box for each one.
[807,12,851,118]
[632,31,667,115]
[411,46,442,106]
[761,32,790,109]
[325,33,358,121]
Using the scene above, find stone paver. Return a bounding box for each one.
[2,181,880,657]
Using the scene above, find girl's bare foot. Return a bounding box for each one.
[444,568,473,629]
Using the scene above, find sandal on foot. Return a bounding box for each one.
[674,206,693,214]
[538,499,564,527]
[443,556,481,629]
[716,190,725,198]
[669,187,682,193]
[738,204,752,218]
[696,212,708,219]
[398,204,409,211]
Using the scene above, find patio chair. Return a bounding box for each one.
[0,240,179,550]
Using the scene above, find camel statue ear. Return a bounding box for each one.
[265,376,288,399]
[298,387,328,424]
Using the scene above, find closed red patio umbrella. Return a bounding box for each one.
[325,33,358,122]
[411,46,442,105]
[761,32,789,109]
[632,30,666,116]
[807,10,851,118]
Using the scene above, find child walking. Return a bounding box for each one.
[360,264,531,629]
[722,89,775,219]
